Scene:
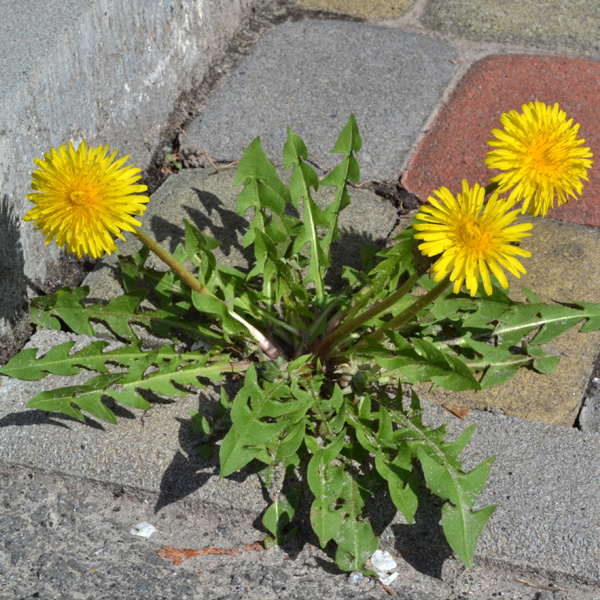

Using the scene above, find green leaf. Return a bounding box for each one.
[334,517,378,573]
[30,287,95,336]
[377,334,480,391]
[307,433,346,548]
[442,503,496,568]
[284,127,330,301]
[333,469,379,572]
[220,365,308,477]
[26,347,236,423]
[497,302,600,346]
[461,338,528,389]
[532,355,560,374]
[0,341,110,380]
[416,447,495,567]
[191,291,243,337]
[262,482,300,546]
[319,114,363,262]
[375,442,419,523]
[27,373,125,424]
[327,113,363,158]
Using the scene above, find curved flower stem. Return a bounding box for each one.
[133,229,281,359]
[366,274,452,345]
[313,272,419,358]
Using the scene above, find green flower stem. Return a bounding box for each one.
[133,229,281,360]
[366,274,452,344]
[322,282,374,339]
[313,272,419,357]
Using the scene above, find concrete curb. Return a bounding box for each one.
[0,0,259,356]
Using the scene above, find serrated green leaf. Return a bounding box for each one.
[26,347,235,423]
[377,336,479,391]
[283,127,332,301]
[375,442,419,524]
[416,447,495,567]
[26,373,124,423]
[220,365,305,477]
[30,287,95,336]
[234,137,282,193]
[96,291,146,340]
[327,113,363,158]
[262,482,300,546]
[307,433,346,548]
[576,301,600,333]
[333,469,379,572]
[191,291,243,337]
[442,503,496,568]
[334,517,378,573]
[497,302,600,346]
[0,340,155,381]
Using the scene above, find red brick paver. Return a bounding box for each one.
[402,54,600,227]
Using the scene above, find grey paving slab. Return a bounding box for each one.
[422,0,600,58]
[0,0,257,356]
[422,404,600,586]
[181,20,459,182]
[2,467,560,600]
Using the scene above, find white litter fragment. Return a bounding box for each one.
[370,549,397,572]
[348,571,364,585]
[379,571,399,586]
[130,522,157,538]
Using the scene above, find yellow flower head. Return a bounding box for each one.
[413,180,532,296]
[486,101,593,217]
[24,141,149,259]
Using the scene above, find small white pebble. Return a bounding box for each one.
[130,522,157,538]
[379,572,399,586]
[371,549,397,572]
[348,571,363,585]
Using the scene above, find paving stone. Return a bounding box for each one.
[420,401,600,587]
[402,54,600,228]
[421,218,600,426]
[181,20,459,182]
[293,0,415,19]
[421,0,600,59]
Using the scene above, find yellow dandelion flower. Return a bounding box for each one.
[413,180,532,296]
[24,140,149,259]
[486,101,593,217]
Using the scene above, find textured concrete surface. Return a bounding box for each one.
[0,0,258,354]
[402,54,600,228]
[181,20,458,182]
[422,0,600,59]
[424,218,600,426]
[6,462,590,600]
[293,0,415,19]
